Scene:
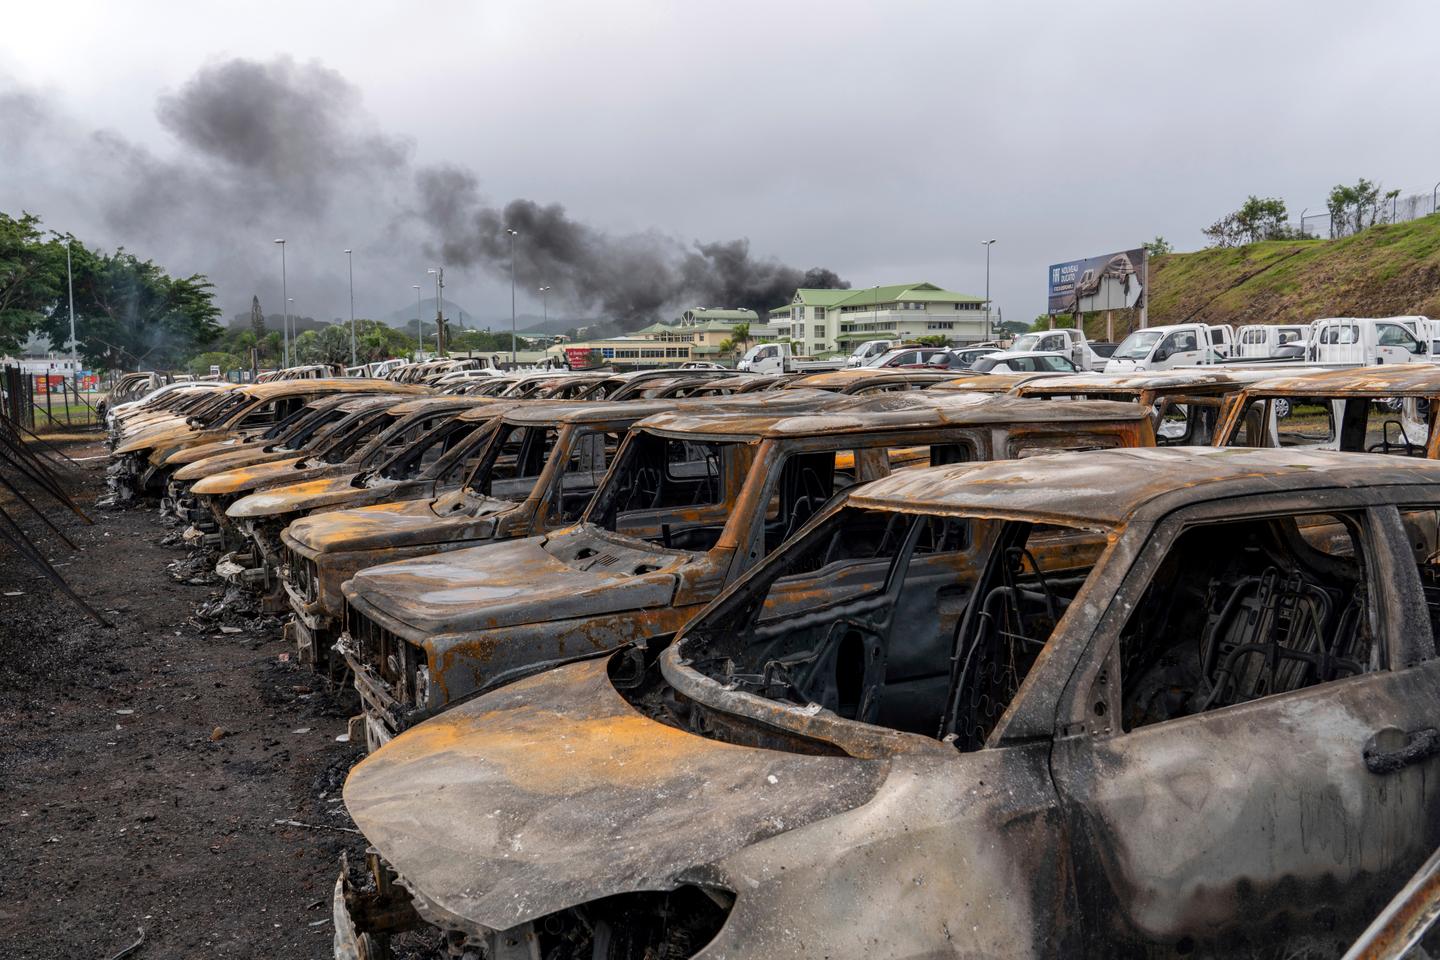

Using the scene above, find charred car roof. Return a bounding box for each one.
[1015,369,1278,395]
[234,377,428,400]
[634,393,1150,441]
[787,369,956,390]
[848,446,1440,528]
[1243,364,1440,396]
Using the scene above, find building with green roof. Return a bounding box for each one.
[766,282,988,354]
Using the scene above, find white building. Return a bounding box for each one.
[765,282,990,355]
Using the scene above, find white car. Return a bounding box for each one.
[969,351,1080,374]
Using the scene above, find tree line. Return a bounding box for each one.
[1,210,537,376]
[1,211,222,371]
[1202,178,1407,248]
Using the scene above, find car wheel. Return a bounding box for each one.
[1273,398,1291,419]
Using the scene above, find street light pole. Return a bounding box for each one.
[413,284,423,360]
[538,285,551,330]
[505,228,520,367]
[427,267,445,356]
[980,239,996,335]
[273,239,289,367]
[344,249,356,367]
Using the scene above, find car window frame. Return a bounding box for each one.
[1044,491,1434,742]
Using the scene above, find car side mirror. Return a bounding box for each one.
[1153,348,1170,362]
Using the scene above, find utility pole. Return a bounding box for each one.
[413,284,423,360]
[539,285,551,330]
[505,228,520,366]
[274,239,289,367]
[344,249,356,367]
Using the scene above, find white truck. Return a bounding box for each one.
[1234,323,1310,358]
[1006,328,1111,371]
[1306,317,1427,365]
[846,339,900,367]
[737,341,847,375]
[1104,323,1234,372]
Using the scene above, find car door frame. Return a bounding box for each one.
[1046,487,1440,955]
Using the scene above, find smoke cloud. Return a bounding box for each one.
[1,56,845,329]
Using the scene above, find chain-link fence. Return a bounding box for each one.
[1,366,103,430]
[1296,186,1440,238]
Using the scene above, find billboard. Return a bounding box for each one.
[1047,247,1146,315]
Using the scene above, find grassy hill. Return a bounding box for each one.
[1148,213,1440,326]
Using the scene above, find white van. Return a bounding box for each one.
[847,339,899,367]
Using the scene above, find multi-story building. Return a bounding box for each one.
[766,282,989,355]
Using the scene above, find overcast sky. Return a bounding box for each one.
[4,0,1439,329]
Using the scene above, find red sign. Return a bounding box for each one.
[565,347,602,370]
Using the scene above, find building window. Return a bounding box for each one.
[815,307,826,319]
[812,325,824,338]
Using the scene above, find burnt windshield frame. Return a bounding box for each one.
[463,422,556,498]
[582,431,735,533]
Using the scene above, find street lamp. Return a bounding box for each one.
[538,285,551,330]
[505,227,519,366]
[413,284,423,359]
[344,249,356,367]
[273,239,289,367]
[980,239,996,333]
[427,267,445,356]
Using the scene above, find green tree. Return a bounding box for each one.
[731,321,751,348]
[249,295,266,339]
[1142,236,1173,257]
[0,212,66,353]
[1326,178,1392,237]
[37,244,222,371]
[915,334,950,347]
[292,324,359,365]
[1203,196,1298,247]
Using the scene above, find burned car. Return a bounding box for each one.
[785,368,960,394]
[341,447,1440,958]
[1214,364,1440,456]
[1014,369,1299,444]
[107,379,424,501]
[282,391,845,666]
[212,396,507,596]
[336,393,1154,748]
[281,398,678,666]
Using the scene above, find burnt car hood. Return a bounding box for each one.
[191,456,331,497]
[172,444,295,481]
[225,472,373,519]
[347,533,687,634]
[344,657,889,932]
[164,436,253,466]
[113,422,205,456]
[288,494,516,554]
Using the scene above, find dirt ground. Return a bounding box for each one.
[0,432,368,959]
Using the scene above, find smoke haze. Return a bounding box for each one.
[1,56,844,328]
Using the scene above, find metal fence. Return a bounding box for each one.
[1,366,102,431]
[1296,186,1440,239]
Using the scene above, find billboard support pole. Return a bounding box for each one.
[1139,251,1150,329]
[1106,310,1114,342]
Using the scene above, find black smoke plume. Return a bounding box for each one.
[1,56,846,328]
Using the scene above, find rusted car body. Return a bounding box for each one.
[341,447,1440,958]
[213,397,506,593]
[107,379,423,501]
[785,368,959,394]
[1213,364,1440,456]
[336,393,1154,749]
[166,392,401,486]
[1014,369,1292,444]
[929,371,1066,394]
[181,395,462,539]
[280,398,683,664]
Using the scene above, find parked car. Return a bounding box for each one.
[339,446,1440,958]
[969,351,1079,374]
